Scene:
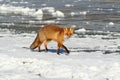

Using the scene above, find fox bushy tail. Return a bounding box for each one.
[30,34,39,50]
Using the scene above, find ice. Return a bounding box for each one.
[0,5,64,21]
[33,9,43,20]
[52,10,65,18]
[75,28,86,33]
[42,7,64,18]
[42,7,55,13]
[70,11,87,16]
[65,4,74,7]
[0,4,39,19]
[79,11,87,15]
[70,12,76,16]
[108,22,114,26]
[41,4,47,7]
[0,29,120,80]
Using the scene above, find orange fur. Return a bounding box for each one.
[30,24,73,55]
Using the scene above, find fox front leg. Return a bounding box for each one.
[57,43,70,55]
[62,44,70,55]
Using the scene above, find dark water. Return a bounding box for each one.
[0,0,120,33]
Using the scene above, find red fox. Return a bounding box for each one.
[30,24,73,55]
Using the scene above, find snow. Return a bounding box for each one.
[0,29,120,80]
[75,28,86,33]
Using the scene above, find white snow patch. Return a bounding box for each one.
[80,11,87,15]
[33,9,43,20]
[65,4,74,7]
[108,22,114,26]
[75,28,87,33]
[52,10,65,18]
[42,7,64,18]
[0,29,120,80]
[70,11,87,16]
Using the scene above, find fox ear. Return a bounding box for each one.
[70,28,73,31]
[64,27,67,31]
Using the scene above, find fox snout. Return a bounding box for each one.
[65,33,73,37]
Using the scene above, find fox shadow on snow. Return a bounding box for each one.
[31,49,67,54]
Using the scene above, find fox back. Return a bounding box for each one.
[39,25,64,41]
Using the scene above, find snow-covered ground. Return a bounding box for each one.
[0,29,120,80]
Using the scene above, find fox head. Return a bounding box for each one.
[64,27,74,37]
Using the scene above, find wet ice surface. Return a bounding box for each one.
[0,29,120,80]
[0,0,120,32]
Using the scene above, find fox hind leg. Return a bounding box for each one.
[38,41,43,52]
[44,39,51,51]
[57,43,61,55]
